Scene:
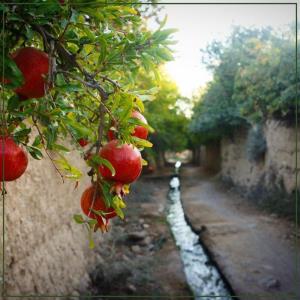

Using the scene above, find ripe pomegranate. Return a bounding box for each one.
[78,138,89,147]
[81,185,116,232]
[99,140,142,184]
[108,111,149,141]
[131,110,149,139]
[107,128,115,141]
[0,136,28,181]
[81,185,116,220]
[11,47,50,99]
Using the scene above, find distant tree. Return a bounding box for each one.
[190,25,298,145]
[135,70,189,168]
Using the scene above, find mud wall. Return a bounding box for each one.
[221,120,299,212]
[203,141,221,173]
[1,146,106,296]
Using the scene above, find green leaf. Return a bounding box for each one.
[157,47,174,61]
[26,145,43,160]
[100,181,113,208]
[154,28,178,41]
[32,135,42,148]
[7,95,20,111]
[52,143,70,152]
[14,128,31,140]
[111,196,125,219]
[128,117,152,131]
[54,155,82,180]
[96,36,107,65]
[131,136,153,148]
[73,214,85,224]
[88,230,95,249]
[0,56,24,88]
[134,97,144,112]
[64,116,94,139]
[88,219,98,226]
[91,155,115,176]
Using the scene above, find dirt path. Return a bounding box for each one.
[82,174,192,299]
[180,166,300,300]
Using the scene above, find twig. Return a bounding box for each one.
[58,70,118,125]
[32,116,65,183]
[57,10,72,43]
[99,75,121,90]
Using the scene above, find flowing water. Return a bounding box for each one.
[167,164,233,300]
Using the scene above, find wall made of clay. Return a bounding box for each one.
[1,146,106,296]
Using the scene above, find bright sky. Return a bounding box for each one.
[148,3,295,98]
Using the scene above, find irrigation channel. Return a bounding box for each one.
[167,162,233,300]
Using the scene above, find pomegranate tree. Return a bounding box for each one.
[1,1,176,248]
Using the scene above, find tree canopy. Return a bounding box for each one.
[190,25,298,144]
[0,0,178,243]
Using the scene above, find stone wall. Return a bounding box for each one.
[221,120,299,212]
[0,146,107,296]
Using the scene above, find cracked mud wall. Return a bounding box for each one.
[221,120,299,212]
[0,147,106,296]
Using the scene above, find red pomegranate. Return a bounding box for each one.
[131,110,149,140]
[11,47,50,99]
[78,138,89,147]
[99,140,142,184]
[81,185,117,232]
[108,111,149,141]
[81,185,116,220]
[0,136,28,181]
[107,128,115,141]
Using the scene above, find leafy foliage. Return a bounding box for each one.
[190,25,298,143]
[136,70,189,155]
[0,0,176,242]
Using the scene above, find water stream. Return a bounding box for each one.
[167,164,233,300]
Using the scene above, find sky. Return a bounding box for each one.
[148,4,295,98]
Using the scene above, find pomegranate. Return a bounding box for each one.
[81,185,117,232]
[0,136,28,181]
[11,47,50,99]
[81,185,116,219]
[108,111,149,141]
[78,138,89,147]
[131,110,149,140]
[99,140,142,184]
[107,128,115,141]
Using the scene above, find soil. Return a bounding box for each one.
[81,173,192,300]
[80,165,299,300]
[180,166,300,300]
